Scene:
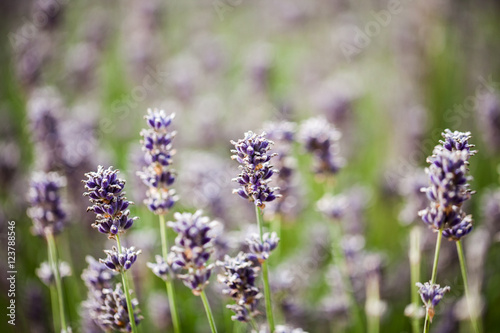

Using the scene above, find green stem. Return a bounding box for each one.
[255,206,276,333]
[49,285,60,332]
[249,316,258,331]
[116,235,138,333]
[330,222,364,333]
[456,240,481,333]
[46,231,68,332]
[410,227,422,333]
[200,290,218,333]
[423,229,443,333]
[159,214,181,333]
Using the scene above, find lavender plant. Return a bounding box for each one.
[167,211,219,333]
[84,166,141,333]
[138,108,181,333]
[27,171,71,332]
[231,131,281,332]
[417,129,478,333]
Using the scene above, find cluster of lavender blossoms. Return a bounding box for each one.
[298,116,345,175]
[218,252,263,322]
[27,171,68,237]
[246,232,280,263]
[419,129,476,241]
[231,131,280,208]
[138,108,178,214]
[168,211,218,295]
[82,256,142,332]
[83,166,142,331]
[416,282,450,322]
[84,166,137,238]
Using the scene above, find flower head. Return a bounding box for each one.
[95,283,142,332]
[217,252,262,322]
[246,232,280,263]
[147,255,174,281]
[36,261,71,286]
[82,256,117,294]
[138,108,178,215]
[440,129,476,157]
[168,210,217,295]
[231,131,280,208]
[298,116,344,175]
[27,171,67,237]
[416,282,450,322]
[100,246,142,272]
[83,166,137,237]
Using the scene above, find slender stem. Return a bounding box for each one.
[49,285,60,332]
[255,206,276,333]
[330,222,364,333]
[456,240,481,333]
[46,231,68,332]
[271,214,282,261]
[410,227,422,333]
[249,316,258,331]
[200,290,218,333]
[423,229,443,333]
[116,235,138,333]
[159,214,181,333]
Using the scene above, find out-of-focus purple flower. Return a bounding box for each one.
[317,193,348,220]
[167,211,217,295]
[147,255,174,281]
[262,121,301,220]
[100,246,142,272]
[138,109,178,215]
[36,261,71,286]
[83,166,137,237]
[261,325,308,333]
[32,0,65,30]
[82,256,117,294]
[416,281,450,322]
[28,87,67,172]
[231,131,281,208]
[217,252,262,322]
[147,293,171,331]
[246,232,280,263]
[397,169,428,225]
[27,171,67,237]
[298,116,345,175]
[476,92,500,153]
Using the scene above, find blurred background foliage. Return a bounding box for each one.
[2,0,500,332]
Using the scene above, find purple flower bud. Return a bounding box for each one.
[100,246,142,272]
[246,232,280,262]
[416,282,450,322]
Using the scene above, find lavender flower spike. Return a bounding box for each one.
[147,255,173,281]
[416,282,450,322]
[138,108,178,214]
[168,210,218,295]
[246,232,280,263]
[100,246,142,272]
[27,171,67,237]
[36,261,72,286]
[231,131,281,208]
[217,252,262,322]
[83,166,137,237]
[98,284,142,332]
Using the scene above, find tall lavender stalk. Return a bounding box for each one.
[138,108,180,333]
[418,129,477,333]
[27,172,71,333]
[167,211,219,333]
[231,131,281,332]
[84,166,141,333]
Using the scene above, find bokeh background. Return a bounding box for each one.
[2,0,500,332]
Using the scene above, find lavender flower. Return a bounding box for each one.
[416,282,450,322]
[298,116,344,175]
[83,166,137,237]
[419,129,475,241]
[100,246,142,272]
[231,131,280,208]
[97,284,142,332]
[217,252,262,322]
[317,193,348,220]
[138,108,178,215]
[168,211,217,295]
[36,261,71,286]
[147,255,173,281]
[246,232,280,263]
[82,256,117,294]
[27,171,67,237]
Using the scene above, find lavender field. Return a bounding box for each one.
[2,1,500,333]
